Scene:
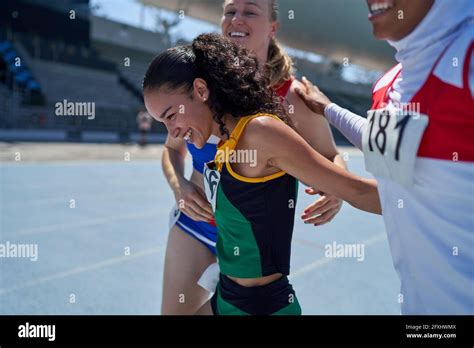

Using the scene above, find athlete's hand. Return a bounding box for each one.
[294,77,332,116]
[301,187,342,226]
[174,180,214,223]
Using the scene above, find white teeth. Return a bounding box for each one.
[184,129,193,141]
[370,2,393,14]
[230,32,247,37]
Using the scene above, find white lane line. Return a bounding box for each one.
[0,245,165,296]
[0,160,162,168]
[289,233,386,281]
[2,210,161,238]
[3,190,162,210]
[292,237,326,251]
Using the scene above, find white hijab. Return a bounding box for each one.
[388,0,474,64]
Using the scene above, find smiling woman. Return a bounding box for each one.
[144,32,292,315]
[143,33,289,147]
[154,0,346,317]
[221,0,293,88]
[294,0,474,315]
[367,0,434,40]
[143,33,381,316]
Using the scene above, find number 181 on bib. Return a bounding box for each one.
[362,108,428,187]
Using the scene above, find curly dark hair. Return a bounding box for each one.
[143,33,290,137]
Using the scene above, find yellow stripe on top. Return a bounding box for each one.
[215,113,287,183]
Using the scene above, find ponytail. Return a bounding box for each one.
[266,38,294,88]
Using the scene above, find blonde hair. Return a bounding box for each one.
[266,37,294,88]
[223,0,294,87]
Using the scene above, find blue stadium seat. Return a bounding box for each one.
[7,61,20,72]
[0,41,12,54]
[3,50,17,63]
[27,79,40,91]
[15,70,32,83]
[9,63,22,73]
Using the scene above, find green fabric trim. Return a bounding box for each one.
[273,296,302,315]
[215,185,262,278]
[216,284,249,316]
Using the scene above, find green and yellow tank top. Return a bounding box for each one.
[203,114,298,278]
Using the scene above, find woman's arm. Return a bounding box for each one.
[286,81,348,166]
[162,135,187,194]
[285,81,347,224]
[162,135,213,222]
[249,117,381,214]
[324,103,367,150]
[294,77,368,150]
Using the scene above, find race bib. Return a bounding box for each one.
[362,108,429,187]
[203,161,221,212]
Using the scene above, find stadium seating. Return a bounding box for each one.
[30,59,140,110]
[0,39,42,94]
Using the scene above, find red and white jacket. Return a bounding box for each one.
[325,0,473,314]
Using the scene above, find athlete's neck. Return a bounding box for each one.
[211,114,239,141]
[255,44,274,74]
[255,48,268,71]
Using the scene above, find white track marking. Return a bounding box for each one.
[0,245,165,296]
[290,233,386,281]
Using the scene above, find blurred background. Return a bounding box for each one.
[0,0,397,143]
[0,0,400,315]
